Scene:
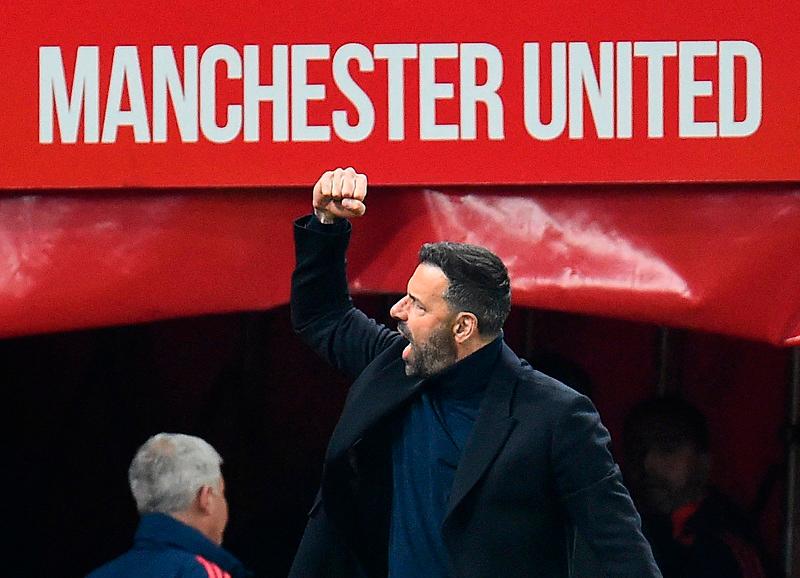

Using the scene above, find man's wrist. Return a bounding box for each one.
[313,207,337,225]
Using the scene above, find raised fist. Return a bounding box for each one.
[312,167,367,222]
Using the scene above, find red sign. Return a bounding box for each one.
[2,1,798,188]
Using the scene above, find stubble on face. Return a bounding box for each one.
[398,320,458,377]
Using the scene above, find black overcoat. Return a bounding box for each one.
[288,216,661,578]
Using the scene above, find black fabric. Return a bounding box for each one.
[643,490,767,578]
[388,337,500,577]
[288,215,662,578]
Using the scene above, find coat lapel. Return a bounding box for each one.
[444,344,519,522]
[325,353,423,463]
[325,340,521,520]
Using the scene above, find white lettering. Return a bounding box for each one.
[152,45,198,143]
[102,46,150,143]
[374,43,417,141]
[199,44,242,143]
[460,43,504,140]
[243,44,289,142]
[291,44,330,142]
[419,43,458,141]
[332,43,375,142]
[633,41,678,138]
[523,42,567,141]
[569,42,614,139]
[37,40,764,146]
[39,46,99,144]
[679,41,717,138]
[719,40,761,137]
[616,42,632,138]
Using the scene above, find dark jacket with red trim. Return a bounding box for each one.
[85,513,251,578]
[288,216,662,578]
[643,490,767,578]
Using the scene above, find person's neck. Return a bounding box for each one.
[455,335,496,362]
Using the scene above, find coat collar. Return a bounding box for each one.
[325,341,520,520]
[134,513,251,578]
[325,348,425,463]
[444,343,519,521]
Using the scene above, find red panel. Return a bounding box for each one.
[2,1,799,188]
[0,190,301,336]
[1,185,799,345]
[350,184,800,345]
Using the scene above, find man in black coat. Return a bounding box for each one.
[289,167,661,578]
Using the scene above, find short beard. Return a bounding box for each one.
[401,322,458,378]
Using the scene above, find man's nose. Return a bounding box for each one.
[390,296,409,320]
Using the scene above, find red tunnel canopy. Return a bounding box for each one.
[2,184,798,345]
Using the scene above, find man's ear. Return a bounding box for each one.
[197,485,214,515]
[453,312,478,344]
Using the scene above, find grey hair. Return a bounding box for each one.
[128,433,223,514]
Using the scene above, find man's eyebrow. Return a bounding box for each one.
[408,291,424,306]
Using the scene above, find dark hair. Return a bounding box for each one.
[418,241,511,337]
[623,396,710,462]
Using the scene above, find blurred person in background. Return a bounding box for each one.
[624,396,767,578]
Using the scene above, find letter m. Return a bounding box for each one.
[39,46,99,143]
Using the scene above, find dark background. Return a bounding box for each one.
[4,297,790,577]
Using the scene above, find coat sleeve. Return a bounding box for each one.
[290,215,403,379]
[551,395,663,578]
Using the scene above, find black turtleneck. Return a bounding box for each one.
[388,335,503,578]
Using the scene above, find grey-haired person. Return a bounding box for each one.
[86,433,251,578]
